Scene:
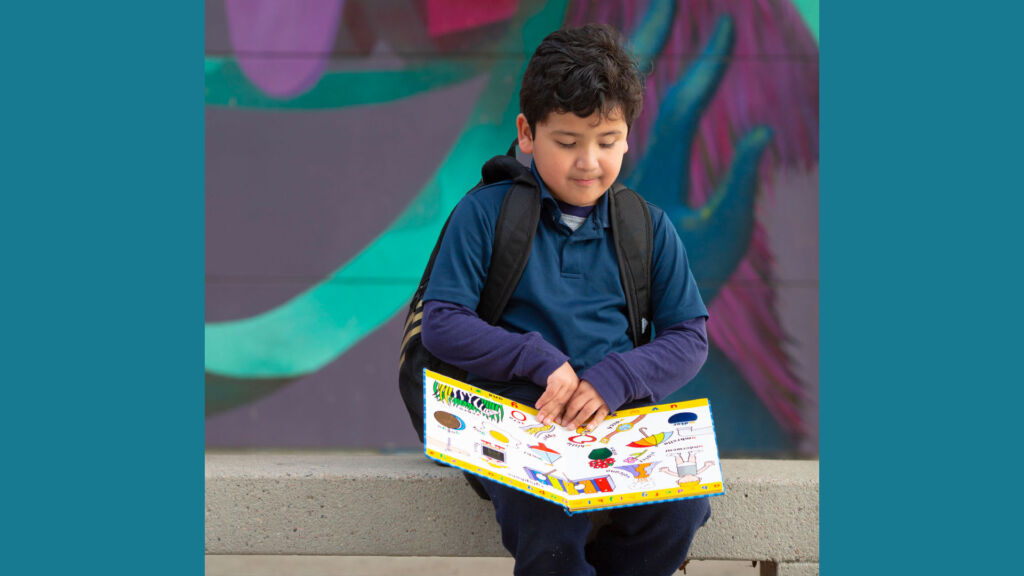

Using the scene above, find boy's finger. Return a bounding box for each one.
[536,383,563,411]
[582,401,608,430]
[586,407,610,431]
[536,404,551,424]
[534,394,547,420]
[537,398,566,425]
[560,394,589,428]
[578,414,597,432]
[544,393,576,424]
[567,398,600,430]
[537,379,575,408]
[547,401,569,426]
[535,390,551,411]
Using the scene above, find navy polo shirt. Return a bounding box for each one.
[423,163,707,385]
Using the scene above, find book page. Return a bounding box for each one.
[423,370,725,513]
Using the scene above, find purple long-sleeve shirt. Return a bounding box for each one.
[421,299,708,412]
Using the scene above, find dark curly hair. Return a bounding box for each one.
[519,23,645,134]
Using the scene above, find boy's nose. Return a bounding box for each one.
[575,149,598,170]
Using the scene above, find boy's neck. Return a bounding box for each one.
[555,199,593,218]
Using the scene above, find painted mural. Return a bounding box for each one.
[205,0,819,455]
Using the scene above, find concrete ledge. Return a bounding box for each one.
[771,561,820,576]
[205,452,817,564]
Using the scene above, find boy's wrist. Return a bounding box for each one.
[579,356,633,413]
[515,332,569,387]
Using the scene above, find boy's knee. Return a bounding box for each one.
[663,497,712,533]
[482,478,592,537]
[608,497,711,539]
[484,483,593,573]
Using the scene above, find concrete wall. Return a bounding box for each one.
[205,0,819,455]
[205,452,819,567]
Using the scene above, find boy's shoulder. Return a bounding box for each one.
[445,179,517,234]
[466,178,515,203]
[639,199,680,235]
[454,179,515,218]
[642,198,665,220]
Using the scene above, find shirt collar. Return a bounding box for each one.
[530,161,610,228]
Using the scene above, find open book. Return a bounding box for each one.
[423,369,725,514]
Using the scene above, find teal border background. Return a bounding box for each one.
[6,3,202,572]
[8,1,1024,571]
[826,3,1021,573]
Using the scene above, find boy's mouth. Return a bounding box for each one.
[571,177,600,186]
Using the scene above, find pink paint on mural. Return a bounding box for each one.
[569,0,818,435]
[671,0,816,435]
[226,0,343,98]
[425,0,518,37]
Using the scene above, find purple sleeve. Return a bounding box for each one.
[420,299,569,387]
[579,316,709,412]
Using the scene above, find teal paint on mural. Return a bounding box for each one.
[204,56,489,109]
[204,0,568,379]
[791,0,819,44]
[625,0,674,70]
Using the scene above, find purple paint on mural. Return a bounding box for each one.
[226,0,343,98]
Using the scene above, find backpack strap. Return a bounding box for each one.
[476,169,540,324]
[608,183,654,346]
[400,140,522,365]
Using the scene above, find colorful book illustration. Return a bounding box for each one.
[423,369,725,514]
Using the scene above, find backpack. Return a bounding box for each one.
[398,142,654,444]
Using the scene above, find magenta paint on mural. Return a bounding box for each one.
[567,0,818,435]
[225,0,343,99]
[425,0,518,37]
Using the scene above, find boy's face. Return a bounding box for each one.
[516,108,629,206]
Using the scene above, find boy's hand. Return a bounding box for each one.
[535,362,579,426]
[561,380,610,432]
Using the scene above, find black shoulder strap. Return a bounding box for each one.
[476,169,540,324]
[417,140,526,298]
[608,183,654,346]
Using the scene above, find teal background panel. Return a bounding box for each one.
[823,1,1023,573]
[4,2,203,574]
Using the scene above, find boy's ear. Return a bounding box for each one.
[516,113,534,155]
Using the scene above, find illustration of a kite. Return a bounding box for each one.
[528,442,562,465]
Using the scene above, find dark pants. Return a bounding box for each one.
[479,478,711,576]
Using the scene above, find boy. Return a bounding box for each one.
[421,23,711,576]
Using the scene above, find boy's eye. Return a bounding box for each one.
[556,141,575,148]
[599,142,615,149]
